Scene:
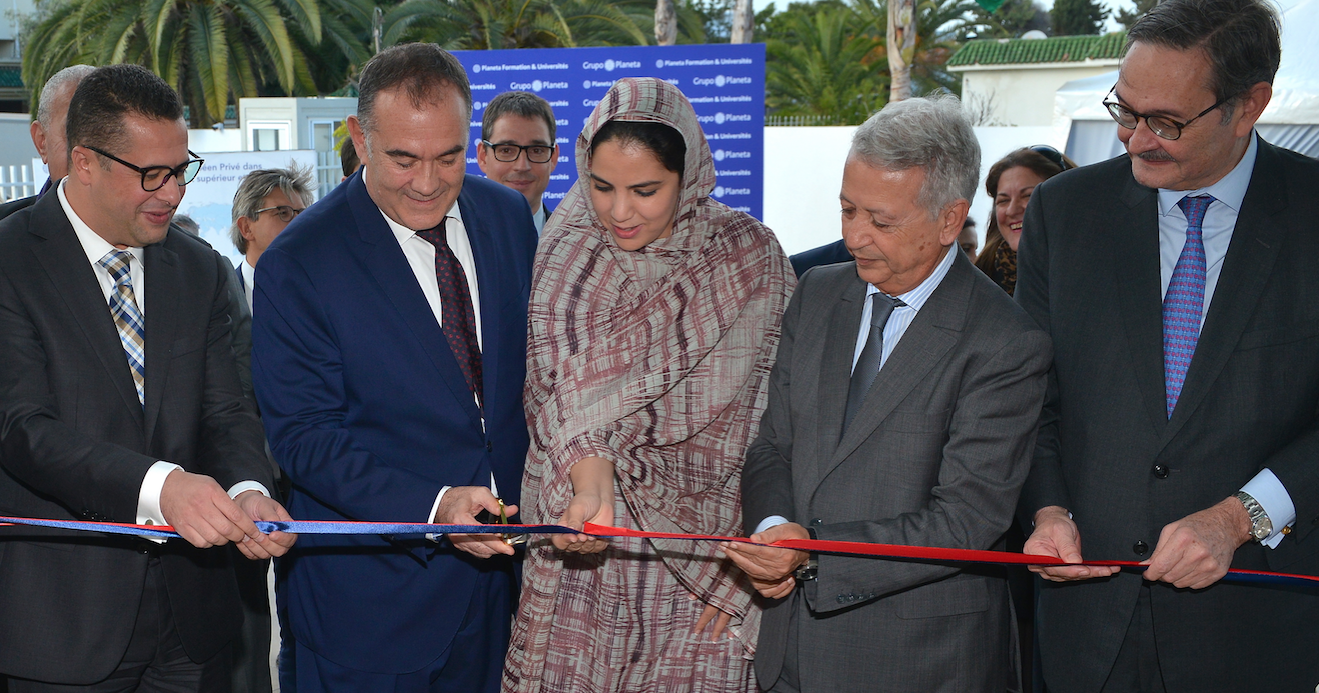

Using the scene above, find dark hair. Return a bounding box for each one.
[1126,0,1280,120]
[65,64,183,163]
[482,91,557,144]
[340,137,360,177]
[590,120,686,177]
[974,147,1072,278]
[356,43,472,134]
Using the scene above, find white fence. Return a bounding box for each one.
[1,165,37,203]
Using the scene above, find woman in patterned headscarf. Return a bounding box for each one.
[502,78,795,692]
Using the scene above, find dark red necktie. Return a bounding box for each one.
[416,219,483,407]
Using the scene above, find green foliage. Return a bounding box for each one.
[22,0,372,127]
[1114,0,1157,30]
[986,0,1049,37]
[765,3,887,124]
[1050,0,1107,36]
[762,0,984,124]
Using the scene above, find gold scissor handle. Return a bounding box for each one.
[498,499,527,546]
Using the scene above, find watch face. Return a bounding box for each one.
[1253,522,1272,541]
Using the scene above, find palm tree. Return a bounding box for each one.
[765,4,888,124]
[380,0,654,49]
[23,0,365,127]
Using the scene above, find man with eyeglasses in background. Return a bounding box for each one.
[230,166,315,310]
[1015,0,1319,690]
[476,90,559,233]
[0,63,294,691]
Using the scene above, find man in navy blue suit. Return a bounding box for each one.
[251,44,537,692]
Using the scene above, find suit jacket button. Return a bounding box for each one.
[836,595,846,604]
[1152,464,1169,479]
[486,441,493,452]
[809,518,823,527]
[1133,540,1149,556]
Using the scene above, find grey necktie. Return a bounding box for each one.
[843,292,905,434]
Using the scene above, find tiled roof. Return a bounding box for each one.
[948,32,1126,67]
[0,65,23,89]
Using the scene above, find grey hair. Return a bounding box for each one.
[1126,0,1280,123]
[849,93,981,219]
[37,65,96,128]
[229,164,316,254]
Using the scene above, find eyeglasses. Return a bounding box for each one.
[254,205,304,223]
[1102,84,1236,141]
[482,140,554,164]
[1029,145,1074,171]
[83,145,205,191]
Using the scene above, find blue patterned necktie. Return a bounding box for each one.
[98,250,146,406]
[1163,195,1214,417]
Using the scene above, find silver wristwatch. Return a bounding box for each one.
[1235,491,1273,542]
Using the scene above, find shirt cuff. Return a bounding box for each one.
[1241,468,1296,548]
[136,461,183,544]
[227,481,271,500]
[137,461,183,527]
[427,486,453,542]
[754,515,790,535]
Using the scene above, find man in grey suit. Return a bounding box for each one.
[1017,0,1319,690]
[724,95,1052,692]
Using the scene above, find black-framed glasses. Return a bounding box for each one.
[482,140,554,164]
[1102,84,1236,141]
[83,145,205,191]
[253,205,304,223]
[1029,145,1074,171]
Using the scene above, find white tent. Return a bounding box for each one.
[1055,0,1319,165]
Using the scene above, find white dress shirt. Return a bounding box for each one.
[1155,132,1293,547]
[533,203,548,235]
[755,245,957,535]
[56,181,268,530]
[371,192,498,523]
[240,259,256,311]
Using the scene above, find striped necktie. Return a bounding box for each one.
[1163,194,1214,417]
[99,250,146,406]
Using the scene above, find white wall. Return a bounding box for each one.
[0,112,38,168]
[762,125,1066,257]
[189,128,244,153]
[958,64,1117,127]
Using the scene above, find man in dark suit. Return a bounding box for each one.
[251,44,537,691]
[1016,1,1319,690]
[0,65,94,221]
[725,95,1052,692]
[0,64,294,690]
[476,90,558,233]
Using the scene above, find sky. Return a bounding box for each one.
[749,0,1139,33]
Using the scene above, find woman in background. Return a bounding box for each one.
[974,145,1075,295]
[503,77,795,693]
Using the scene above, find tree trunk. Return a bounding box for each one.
[730,0,754,43]
[655,0,677,46]
[887,0,916,102]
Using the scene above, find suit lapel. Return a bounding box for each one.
[348,176,483,427]
[1111,172,1170,438]
[28,198,144,426]
[1161,140,1287,446]
[458,181,501,414]
[817,253,966,485]
[810,274,867,485]
[142,242,181,447]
